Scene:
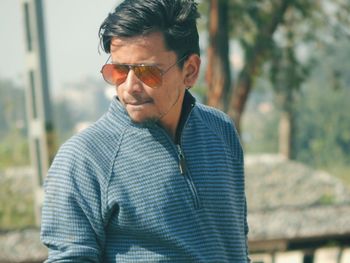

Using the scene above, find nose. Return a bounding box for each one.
[123,68,143,94]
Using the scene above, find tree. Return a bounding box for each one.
[205,0,296,132]
[204,0,350,135]
[293,34,350,167]
[205,0,231,111]
[269,7,311,159]
[229,0,295,133]
[240,2,350,166]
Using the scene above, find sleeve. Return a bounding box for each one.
[228,119,251,262]
[40,140,106,262]
[244,197,251,262]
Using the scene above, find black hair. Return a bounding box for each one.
[99,0,200,67]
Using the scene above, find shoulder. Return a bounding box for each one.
[194,102,236,134]
[193,103,243,161]
[51,113,126,182]
[64,115,121,155]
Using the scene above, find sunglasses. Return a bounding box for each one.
[100,55,187,88]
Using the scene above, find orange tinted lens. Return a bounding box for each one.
[101,64,129,85]
[135,65,162,88]
[113,65,130,85]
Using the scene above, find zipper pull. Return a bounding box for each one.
[177,145,187,175]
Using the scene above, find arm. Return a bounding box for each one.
[228,120,251,262]
[244,196,251,262]
[40,140,106,262]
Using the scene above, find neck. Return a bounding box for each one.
[159,92,184,141]
[161,90,195,143]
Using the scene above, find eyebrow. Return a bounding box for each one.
[110,60,164,67]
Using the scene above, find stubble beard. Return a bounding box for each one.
[126,88,181,127]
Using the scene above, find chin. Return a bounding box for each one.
[128,114,159,126]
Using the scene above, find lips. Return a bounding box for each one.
[126,100,152,106]
[124,96,153,105]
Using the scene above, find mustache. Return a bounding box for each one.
[123,95,153,105]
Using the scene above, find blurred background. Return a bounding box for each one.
[0,0,349,262]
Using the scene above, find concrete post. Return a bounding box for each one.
[21,0,56,225]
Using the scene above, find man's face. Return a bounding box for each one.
[110,32,186,130]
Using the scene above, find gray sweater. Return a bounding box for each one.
[41,93,249,262]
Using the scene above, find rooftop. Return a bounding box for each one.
[246,154,350,246]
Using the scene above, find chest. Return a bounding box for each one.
[106,125,245,231]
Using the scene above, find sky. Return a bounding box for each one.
[0,0,120,93]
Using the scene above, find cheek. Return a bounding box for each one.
[116,86,131,106]
[157,86,179,110]
[163,76,184,99]
[116,86,122,99]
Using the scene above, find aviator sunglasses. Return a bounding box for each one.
[100,55,188,88]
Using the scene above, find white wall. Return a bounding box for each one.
[340,248,350,263]
[275,251,303,263]
[314,247,340,263]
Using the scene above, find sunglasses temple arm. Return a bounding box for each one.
[104,55,111,65]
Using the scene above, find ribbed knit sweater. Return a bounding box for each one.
[41,92,249,262]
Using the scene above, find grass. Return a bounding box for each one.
[0,170,36,230]
[324,164,350,189]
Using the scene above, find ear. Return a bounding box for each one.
[183,54,201,87]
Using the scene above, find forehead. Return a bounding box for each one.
[109,31,176,64]
[110,32,168,53]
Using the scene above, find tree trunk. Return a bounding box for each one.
[279,110,293,159]
[228,0,292,133]
[228,67,254,133]
[206,0,231,111]
[277,88,295,159]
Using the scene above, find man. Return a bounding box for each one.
[41,0,250,262]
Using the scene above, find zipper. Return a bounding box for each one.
[176,144,201,209]
[155,92,201,209]
[177,144,187,175]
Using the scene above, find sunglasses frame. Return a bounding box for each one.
[101,55,188,88]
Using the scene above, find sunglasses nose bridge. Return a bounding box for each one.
[123,65,139,79]
[127,65,140,80]
[123,66,144,92]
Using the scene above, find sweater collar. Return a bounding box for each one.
[175,90,196,144]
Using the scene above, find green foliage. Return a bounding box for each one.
[244,81,350,185]
[53,99,77,145]
[0,131,30,170]
[244,34,350,185]
[292,36,350,169]
[0,172,35,230]
[0,79,33,229]
[242,80,279,153]
[326,165,350,188]
[191,83,207,102]
[0,79,27,136]
[294,81,350,167]
[317,194,336,205]
[0,79,30,170]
